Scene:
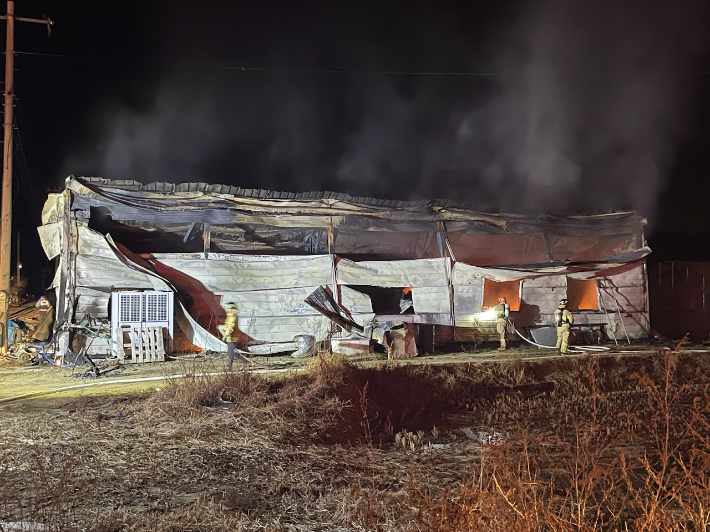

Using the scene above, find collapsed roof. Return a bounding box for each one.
[53,176,649,267]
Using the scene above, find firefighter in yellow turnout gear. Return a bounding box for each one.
[554,299,574,354]
[217,302,248,370]
[494,297,510,350]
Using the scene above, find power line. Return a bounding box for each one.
[16,50,710,77]
[12,113,42,226]
[15,50,503,76]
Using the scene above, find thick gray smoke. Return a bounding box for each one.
[63,0,709,221]
[419,0,701,215]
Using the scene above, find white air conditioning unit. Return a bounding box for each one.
[111,290,174,362]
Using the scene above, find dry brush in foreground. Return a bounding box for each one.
[1,351,710,531]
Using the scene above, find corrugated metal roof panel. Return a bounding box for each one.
[70,176,644,220]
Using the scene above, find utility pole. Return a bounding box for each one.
[14,228,19,289]
[0,1,51,352]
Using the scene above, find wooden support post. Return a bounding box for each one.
[203,223,211,258]
[0,2,52,354]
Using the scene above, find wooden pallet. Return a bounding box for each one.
[118,326,166,363]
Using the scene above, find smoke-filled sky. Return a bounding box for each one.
[12,0,710,263]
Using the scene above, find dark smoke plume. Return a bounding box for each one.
[63,0,710,222]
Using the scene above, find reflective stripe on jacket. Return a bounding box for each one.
[554,308,573,327]
[495,303,509,323]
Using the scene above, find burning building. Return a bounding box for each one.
[38,176,651,359]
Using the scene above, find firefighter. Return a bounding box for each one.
[217,302,248,371]
[32,295,54,342]
[495,297,510,350]
[554,298,574,354]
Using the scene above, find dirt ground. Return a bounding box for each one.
[1,343,710,531]
[0,346,515,401]
[0,342,679,402]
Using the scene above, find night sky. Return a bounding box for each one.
[8,0,710,283]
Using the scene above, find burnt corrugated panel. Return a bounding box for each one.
[71,177,646,225]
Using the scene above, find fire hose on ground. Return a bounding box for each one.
[507,319,611,354]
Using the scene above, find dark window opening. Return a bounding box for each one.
[349,286,415,315]
[89,207,205,253]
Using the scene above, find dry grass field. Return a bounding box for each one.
[2,347,710,531]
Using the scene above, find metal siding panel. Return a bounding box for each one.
[239,315,332,342]
[75,256,156,289]
[413,286,451,314]
[521,277,568,314]
[604,265,644,287]
[453,282,484,323]
[218,287,322,317]
[153,255,332,291]
[523,275,568,288]
[414,314,453,326]
[337,258,448,287]
[76,295,110,319]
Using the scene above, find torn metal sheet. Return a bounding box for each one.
[37,222,61,261]
[339,286,374,314]
[175,301,227,352]
[340,286,375,325]
[41,193,65,225]
[304,286,365,335]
